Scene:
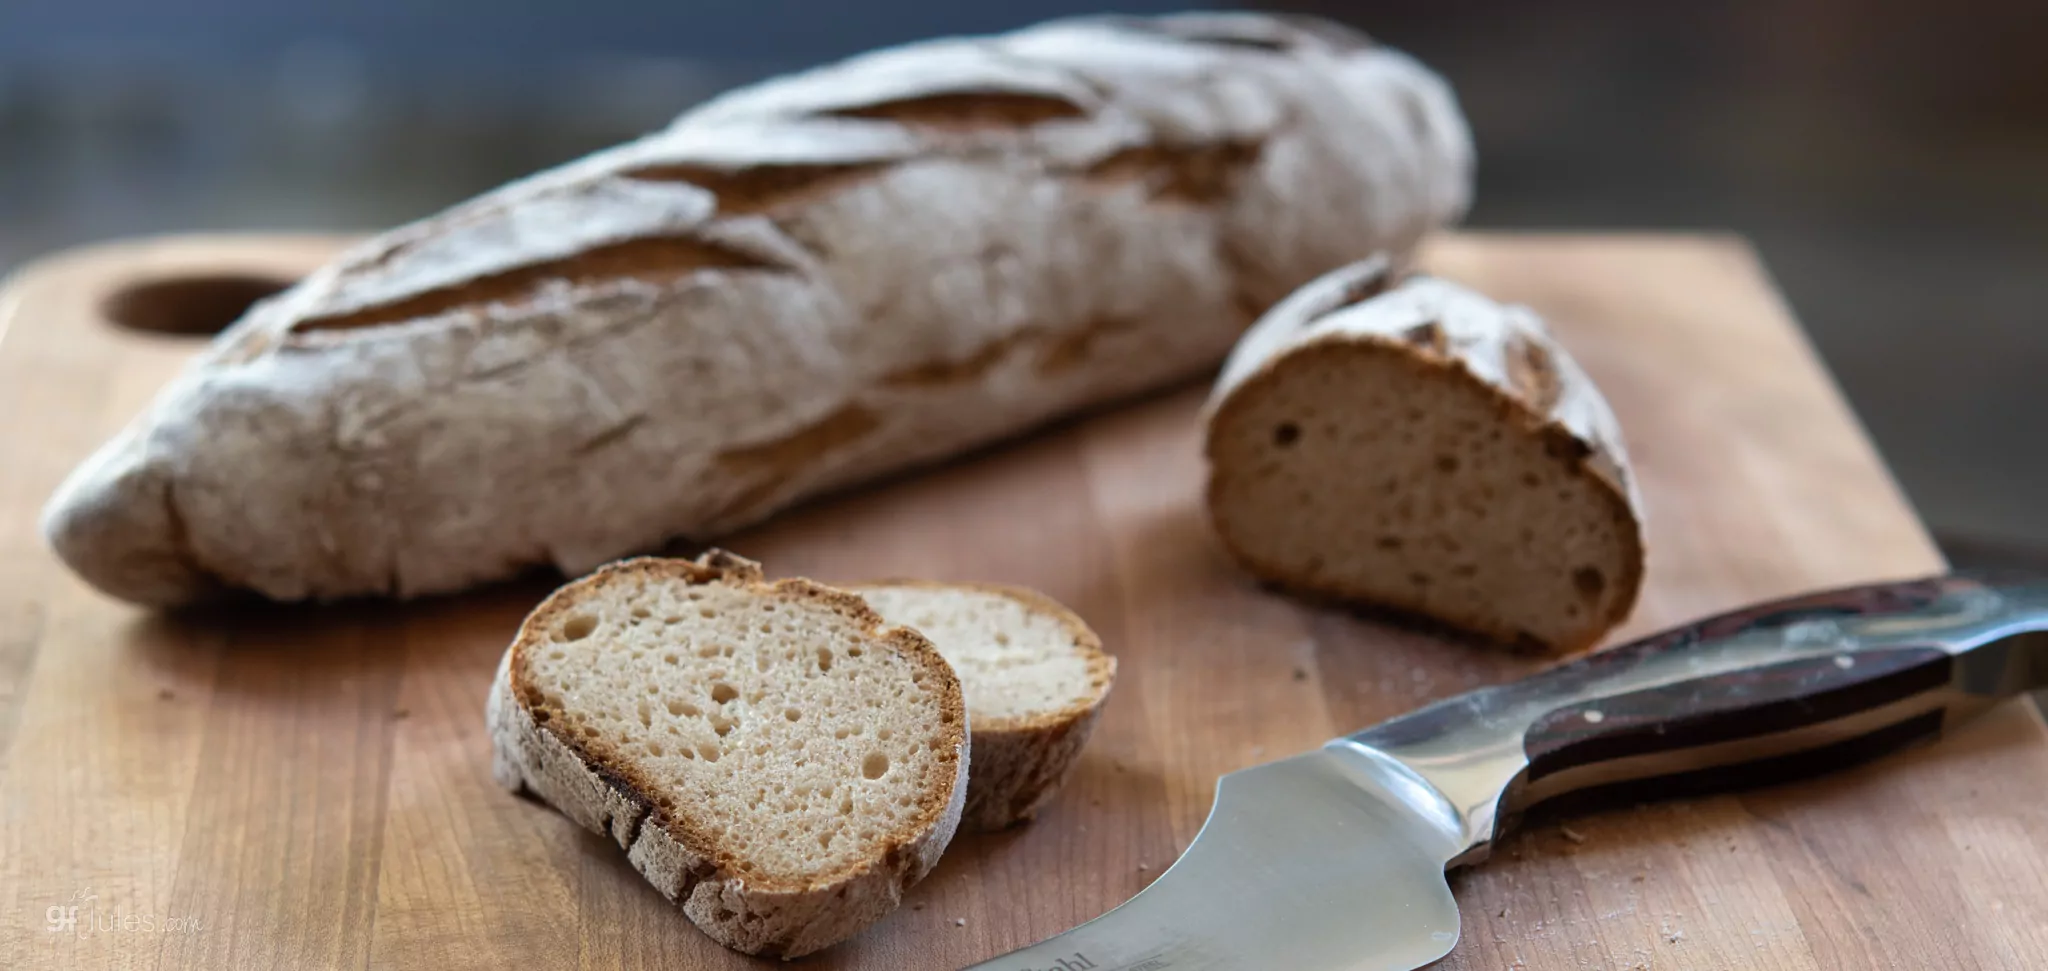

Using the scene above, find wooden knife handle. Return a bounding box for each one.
[1510,575,2048,815]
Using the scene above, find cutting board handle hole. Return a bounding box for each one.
[101,274,296,336]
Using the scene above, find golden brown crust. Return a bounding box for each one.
[1205,339,1644,655]
[501,550,968,950]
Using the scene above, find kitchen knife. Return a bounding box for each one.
[967,572,2048,971]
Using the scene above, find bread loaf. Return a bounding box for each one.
[487,551,968,958]
[849,581,1113,830]
[43,12,1472,606]
[1203,259,1643,653]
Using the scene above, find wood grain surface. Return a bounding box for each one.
[2,233,2044,971]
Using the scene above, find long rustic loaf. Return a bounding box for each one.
[850,581,1113,831]
[487,551,968,958]
[1203,258,1644,654]
[43,12,1472,606]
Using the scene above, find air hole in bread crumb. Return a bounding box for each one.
[647,741,664,757]
[816,648,834,672]
[663,653,679,665]
[631,607,651,619]
[699,607,716,619]
[713,716,736,737]
[993,632,1010,646]
[667,699,699,718]
[862,751,890,779]
[834,727,851,740]
[1273,422,1301,447]
[711,682,738,704]
[877,728,893,741]
[785,707,803,722]
[636,701,652,727]
[847,645,863,658]
[547,650,565,661]
[697,644,720,659]
[698,743,721,762]
[839,796,854,816]
[1574,566,1607,599]
[561,615,598,641]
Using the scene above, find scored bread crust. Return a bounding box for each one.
[1203,259,1645,654]
[486,551,969,958]
[43,11,1472,607]
[848,580,1115,830]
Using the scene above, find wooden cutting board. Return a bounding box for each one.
[3,233,2045,971]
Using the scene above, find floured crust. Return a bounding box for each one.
[487,551,969,957]
[43,11,1473,607]
[1204,260,1645,654]
[847,580,1114,829]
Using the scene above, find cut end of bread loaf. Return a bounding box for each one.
[851,582,1114,830]
[488,551,967,958]
[1205,267,1643,654]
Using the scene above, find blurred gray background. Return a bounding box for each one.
[3,0,2044,564]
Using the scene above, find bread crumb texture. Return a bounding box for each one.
[1206,260,1643,654]
[852,581,1114,830]
[855,584,1108,727]
[496,553,967,956]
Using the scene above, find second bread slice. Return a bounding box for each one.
[850,582,1114,831]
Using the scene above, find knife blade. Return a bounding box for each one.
[967,572,2048,971]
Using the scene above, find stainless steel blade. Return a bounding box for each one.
[967,573,2048,971]
[963,747,1465,971]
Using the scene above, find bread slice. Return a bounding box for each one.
[486,551,968,958]
[1203,258,1645,654]
[848,582,1114,830]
